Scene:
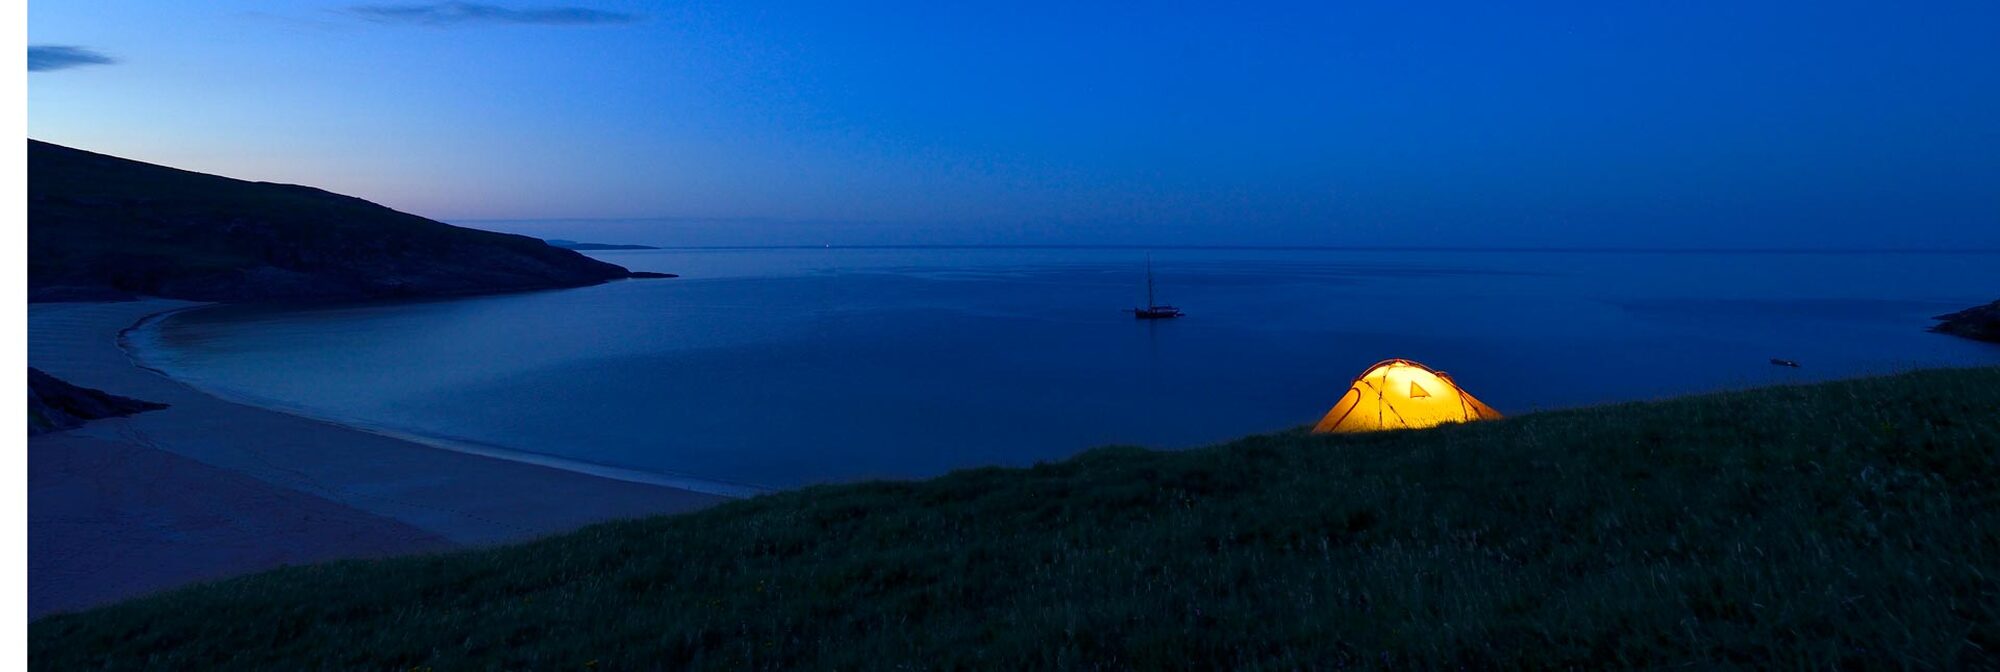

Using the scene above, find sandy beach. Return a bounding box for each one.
[28,300,728,618]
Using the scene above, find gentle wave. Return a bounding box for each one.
[120,305,771,499]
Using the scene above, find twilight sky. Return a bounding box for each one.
[27,1,2000,247]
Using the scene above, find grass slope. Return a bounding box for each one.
[30,368,2000,669]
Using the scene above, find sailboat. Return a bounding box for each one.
[1131,257,1184,319]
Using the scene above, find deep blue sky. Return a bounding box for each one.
[28,1,2000,247]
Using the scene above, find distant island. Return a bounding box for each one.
[28,140,660,303]
[544,239,661,251]
[1932,299,2000,343]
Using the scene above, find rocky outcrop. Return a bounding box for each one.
[29,368,167,435]
[29,140,643,302]
[1932,300,2000,343]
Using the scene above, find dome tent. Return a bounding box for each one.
[1311,359,1501,433]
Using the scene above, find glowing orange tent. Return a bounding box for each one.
[1311,359,1501,433]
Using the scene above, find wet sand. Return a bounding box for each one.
[28,300,728,618]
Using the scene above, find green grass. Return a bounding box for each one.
[30,368,2000,669]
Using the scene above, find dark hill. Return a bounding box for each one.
[28,140,635,302]
[28,368,165,435]
[1933,299,2000,343]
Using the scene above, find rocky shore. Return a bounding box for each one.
[1931,299,2000,343]
[28,368,166,435]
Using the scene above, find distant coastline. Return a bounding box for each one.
[596,242,2000,255]
[544,239,662,251]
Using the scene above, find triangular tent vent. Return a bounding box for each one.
[1312,359,1501,434]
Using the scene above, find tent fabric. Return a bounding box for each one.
[1311,359,1502,434]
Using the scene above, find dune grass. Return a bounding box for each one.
[29,367,2000,669]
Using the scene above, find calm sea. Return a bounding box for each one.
[129,247,2000,492]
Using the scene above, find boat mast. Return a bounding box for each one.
[1146,256,1156,307]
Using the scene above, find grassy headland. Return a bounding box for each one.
[1935,299,2000,343]
[28,140,636,302]
[29,367,2000,668]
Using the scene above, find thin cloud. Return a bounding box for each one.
[348,2,640,26]
[28,46,117,72]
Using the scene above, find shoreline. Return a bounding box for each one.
[120,303,770,499]
[29,299,731,617]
